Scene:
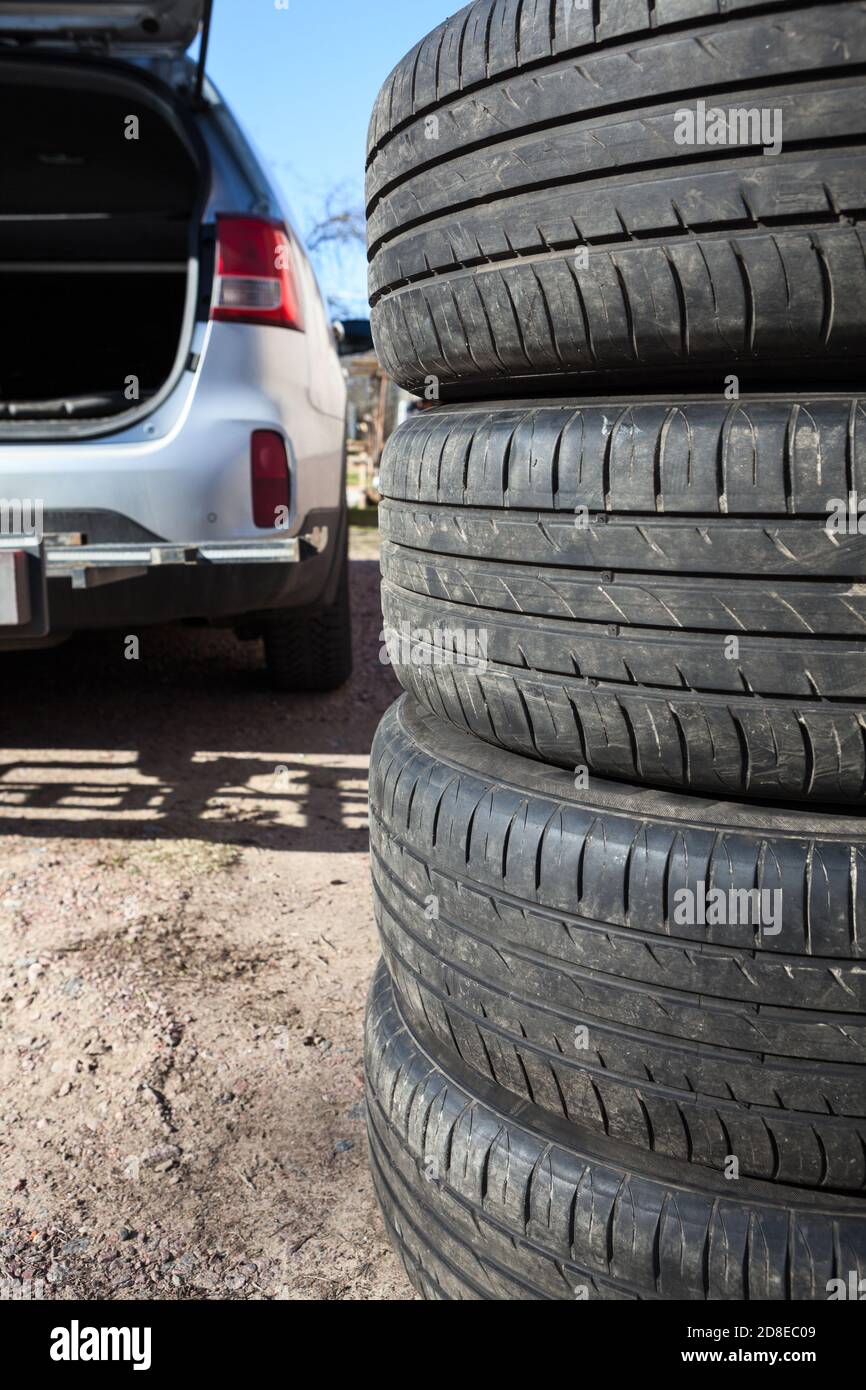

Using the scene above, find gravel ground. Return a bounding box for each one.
[0,527,414,1301]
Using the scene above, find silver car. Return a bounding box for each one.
[0,0,357,691]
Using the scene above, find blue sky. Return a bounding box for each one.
[202,0,456,314]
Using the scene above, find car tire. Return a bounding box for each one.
[380,397,866,802]
[366,960,866,1301]
[370,698,866,1190]
[367,1,866,395]
[264,548,353,693]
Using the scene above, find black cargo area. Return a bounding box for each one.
[0,62,203,421]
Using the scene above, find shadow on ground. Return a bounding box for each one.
[0,554,399,851]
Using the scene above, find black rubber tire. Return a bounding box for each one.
[379,397,866,802]
[369,699,866,1191]
[264,550,353,692]
[367,1,866,395]
[366,961,866,1300]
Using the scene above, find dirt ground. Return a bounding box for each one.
[0,527,415,1301]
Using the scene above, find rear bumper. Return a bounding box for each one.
[0,505,346,645]
[0,321,347,540]
[46,526,329,589]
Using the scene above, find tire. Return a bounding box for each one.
[369,698,866,1190]
[264,548,353,692]
[366,961,866,1300]
[380,398,866,802]
[367,1,866,395]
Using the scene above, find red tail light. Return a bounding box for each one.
[212,216,305,330]
[251,430,291,529]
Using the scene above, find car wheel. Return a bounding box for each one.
[367,1,866,395]
[366,960,866,1301]
[264,549,352,692]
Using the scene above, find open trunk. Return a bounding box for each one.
[0,60,205,425]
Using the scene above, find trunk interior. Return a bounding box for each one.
[0,62,204,424]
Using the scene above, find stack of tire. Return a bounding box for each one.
[364,0,866,1301]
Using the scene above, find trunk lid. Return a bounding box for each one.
[0,2,204,51]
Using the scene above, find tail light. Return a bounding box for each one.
[251,430,291,529]
[212,216,305,330]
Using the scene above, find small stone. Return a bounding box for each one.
[62,1236,90,1256]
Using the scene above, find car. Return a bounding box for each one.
[0,0,368,691]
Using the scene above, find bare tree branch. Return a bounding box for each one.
[306,186,365,253]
